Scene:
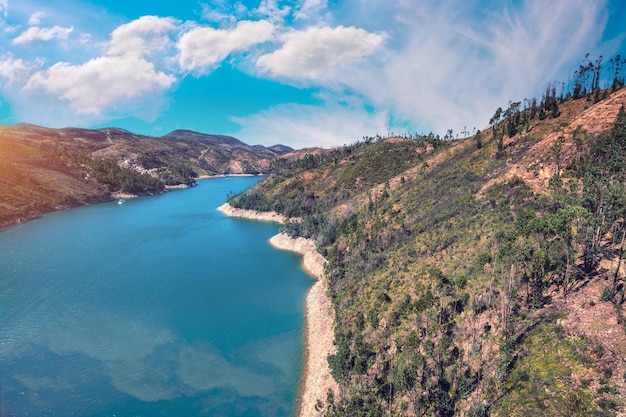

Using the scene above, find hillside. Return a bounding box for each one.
[0,124,291,228]
[229,89,626,416]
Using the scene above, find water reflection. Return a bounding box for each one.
[0,178,307,417]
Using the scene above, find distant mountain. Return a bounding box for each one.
[266,144,295,154]
[160,129,244,146]
[0,124,292,227]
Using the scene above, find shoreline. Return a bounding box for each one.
[217,202,287,224]
[218,203,338,417]
[0,175,260,231]
[197,173,263,179]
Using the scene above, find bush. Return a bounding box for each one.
[468,401,489,417]
[600,286,613,302]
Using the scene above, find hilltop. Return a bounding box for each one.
[0,124,292,228]
[229,89,626,416]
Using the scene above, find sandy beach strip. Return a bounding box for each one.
[218,203,338,417]
[217,203,288,223]
[197,173,261,179]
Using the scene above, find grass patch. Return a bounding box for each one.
[491,321,621,416]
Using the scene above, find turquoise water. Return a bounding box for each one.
[0,177,313,417]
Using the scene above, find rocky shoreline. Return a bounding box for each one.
[217,203,288,223]
[217,203,338,417]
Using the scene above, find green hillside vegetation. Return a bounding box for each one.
[229,89,626,416]
[0,124,291,227]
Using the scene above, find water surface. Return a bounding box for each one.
[0,177,312,417]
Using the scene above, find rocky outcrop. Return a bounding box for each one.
[217,203,287,223]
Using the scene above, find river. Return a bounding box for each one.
[0,177,312,417]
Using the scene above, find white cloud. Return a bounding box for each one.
[12,25,74,44]
[11,15,183,123]
[24,55,175,115]
[28,11,46,26]
[3,23,20,35]
[0,0,616,148]
[0,0,6,19]
[0,54,36,85]
[201,4,235,24]
[177,20,275,73]
[256,25,384,80]
[232,100,389,149]
[107,15,178,58]
[294,0,328,21]
[79,33,91,45]
[254,0,291,23]
[332,0,609,134]
[200,1,248,24]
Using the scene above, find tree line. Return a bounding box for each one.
[487,53,626,152]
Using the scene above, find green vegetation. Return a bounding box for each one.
[86,158,164,193]
[229,93,626,415]
[0,124,290,227]
[2,53,625,415]
[491,319,601,416]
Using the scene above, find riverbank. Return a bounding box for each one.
[217,203,287,223]
[197,173,261,179]
[0,193,113,231]
[0,176,251,231]
[217,203,338,417]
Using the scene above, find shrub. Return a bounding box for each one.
[600,286,613,302]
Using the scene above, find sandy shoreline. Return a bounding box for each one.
[218,203,338,417]
[197,173,261,179]
[217,203,288,223]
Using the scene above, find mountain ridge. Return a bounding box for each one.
[159,129,247,146]
[0,123,292,228]
[228,89,626,416]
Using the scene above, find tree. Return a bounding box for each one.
[504,101,521,137]
[609,54,625,91]
[475,129,483,149]
[541,84,560,118]
[577,106,626,276]
[490,107,503,151]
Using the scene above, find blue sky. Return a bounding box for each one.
[0,0,624,149]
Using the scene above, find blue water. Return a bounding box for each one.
[0,177,313,417]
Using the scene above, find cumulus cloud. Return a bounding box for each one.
[24,55,175,115]
[232,99,389,149]
[256,25,384,80]
[177,20,275,73]
[200,0,248,24]
[294,0,328,21]
[107,15,178,58]
[254,0,291,23]
[0,0,616,148]
[0,54,37,85]
[28,11,46,26]
[12,25,74,44]
[17,15,182,122]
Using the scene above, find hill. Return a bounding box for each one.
[0,124,292,228]
[228,89,626,416]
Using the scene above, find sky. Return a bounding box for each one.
[0,0,625,149]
